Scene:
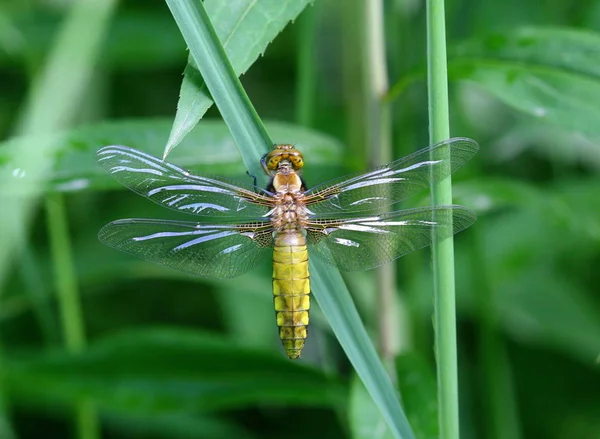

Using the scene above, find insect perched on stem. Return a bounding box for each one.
[97,138,478,358]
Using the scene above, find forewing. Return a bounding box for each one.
[306,205,476,271]
[304,138,478,217]
[99,218,273,278]
[97,145,272,220]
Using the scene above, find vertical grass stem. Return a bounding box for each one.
[295,4,318,128]
[45,194,85,353]
[426,1,460,438]
[364,0,400,371]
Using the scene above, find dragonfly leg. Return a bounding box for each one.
[246,170,258,187]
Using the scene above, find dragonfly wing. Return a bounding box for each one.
[99,218,274,278]
[97,145,272,220]
[306,205,476,271]
[304,138,478,217]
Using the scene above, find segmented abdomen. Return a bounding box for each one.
[272,231,310,359]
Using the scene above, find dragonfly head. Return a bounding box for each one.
[261,144,304,175]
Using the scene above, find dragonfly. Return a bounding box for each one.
[97,138,478,359]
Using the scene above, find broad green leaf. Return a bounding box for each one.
[459,209,600,364]
[5,328,345,413]
[165,0,271,176]
[349,374,394,439]
[452,27,600,79]
[454,177,600,244]
[497,265,600,364]
[491,122,600,171]
[452,178,558,216]
[165,0,313,156]
[396,354,438,439]
[105,412,256,439]
[553,178,600,242]
[0,118,342,195]
[449,28,600,137]
[450,61,600,136]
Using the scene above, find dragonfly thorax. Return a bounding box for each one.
[272,171,303,194]
[271,192,309,233]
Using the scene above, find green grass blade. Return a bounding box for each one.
[295,4,318,127]
[165,0,312,157]
[426,1,460,438]
[45,194,86,353]
[310,265,415,439]
[164,1,414,437]
[165,0,271,179]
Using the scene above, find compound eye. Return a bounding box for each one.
[288,151,304,169]
[291,156,304,169]
[262,145,304,173]
[261,152,280,174]
[269,156,281,169]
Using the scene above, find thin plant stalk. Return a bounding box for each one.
[45,195,86,353]
[295,4,318,128]
[45,194,99,439]
[364,0,400,371]
[426,0,460,438]
[164,0,272,177]
[340,0,368,165]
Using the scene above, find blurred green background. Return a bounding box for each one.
[0,0,599,438]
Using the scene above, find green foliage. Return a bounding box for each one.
[0,1,599,439]
[0,119,342,194]
[165,0,313,155]
[310,264,415,439]
[349,374,394,439]
[6,328,345,412]
[396,354,438,439]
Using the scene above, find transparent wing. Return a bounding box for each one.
[99,218,274,278]
[304,138,478,217]
[306,205,476,271]
[97,145,273,220]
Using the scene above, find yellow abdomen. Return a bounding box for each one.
[272,231,310,359]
